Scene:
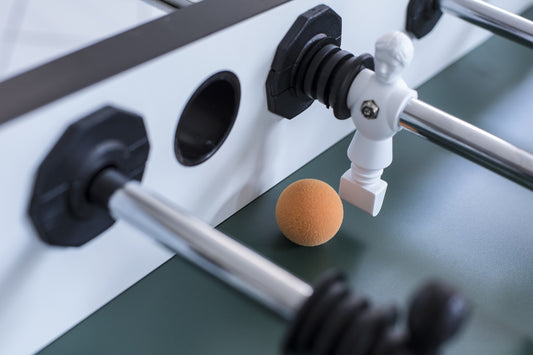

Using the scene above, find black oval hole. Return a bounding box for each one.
[174,71,240,166]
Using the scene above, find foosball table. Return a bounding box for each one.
[1,1,532,354]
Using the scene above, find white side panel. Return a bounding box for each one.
[0,0,532,354]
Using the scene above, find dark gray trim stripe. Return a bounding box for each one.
[0,0,293,125]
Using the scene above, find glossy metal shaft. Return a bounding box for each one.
[107,180,313,320]
[399,98,533,190]
[440,0,533,48]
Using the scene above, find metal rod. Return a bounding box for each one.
[399,98,533,190]
[140,0,198,10]
[107,180,313,321]
[440,0,533,48]
[139,0,177,12]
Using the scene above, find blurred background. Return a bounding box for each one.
[0,0,205,81]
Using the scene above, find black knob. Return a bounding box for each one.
[283,273,470,355]
[407,281,471,355]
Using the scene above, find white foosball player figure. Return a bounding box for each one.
[339,31,417,216]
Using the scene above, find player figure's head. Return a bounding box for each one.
[374,31,414,84]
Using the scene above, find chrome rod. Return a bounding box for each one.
[440,0,533,48]
[108,181,313,321]
[400,98,533,190]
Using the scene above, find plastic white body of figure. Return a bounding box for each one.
[339,31,417,216]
